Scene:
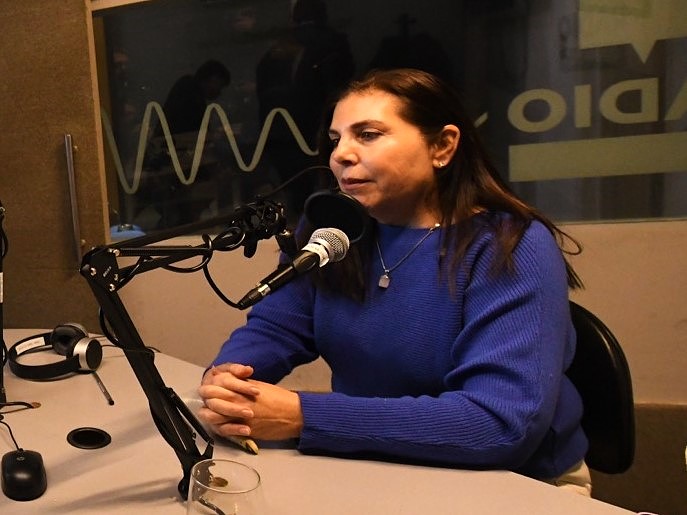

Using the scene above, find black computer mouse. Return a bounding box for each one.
[1,449,47,501]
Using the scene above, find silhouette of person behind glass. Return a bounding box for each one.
[370,13,453,83]
[141,60,232,229]
[256,0,354,222]
[162,59,231,135]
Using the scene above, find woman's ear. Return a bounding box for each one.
[433,124,460,168]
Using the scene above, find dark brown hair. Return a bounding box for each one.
[312,68,582,300]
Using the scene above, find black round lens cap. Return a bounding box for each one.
[67,427,111,449]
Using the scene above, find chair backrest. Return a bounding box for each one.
[566,301,635,474]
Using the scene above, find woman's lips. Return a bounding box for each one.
[340,177,370,191]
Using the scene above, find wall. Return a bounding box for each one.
[566,219,687,404]
[118,237,279,368]
[0,0,109,330]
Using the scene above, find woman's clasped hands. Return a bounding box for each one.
[197,363,304,441]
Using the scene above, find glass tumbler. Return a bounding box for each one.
[187,459,265,514]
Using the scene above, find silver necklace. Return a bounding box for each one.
[375,223,440,288]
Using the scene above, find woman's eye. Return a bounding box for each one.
[359,130,380,141]
[329,137,340,148]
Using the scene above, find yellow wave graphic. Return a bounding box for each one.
[101,102,318,194]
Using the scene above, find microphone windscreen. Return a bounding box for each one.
[309,228,349,262]
[304,191,368,243]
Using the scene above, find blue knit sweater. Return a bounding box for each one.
[211,218,588,479]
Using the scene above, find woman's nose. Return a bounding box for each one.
[330,138,356,166]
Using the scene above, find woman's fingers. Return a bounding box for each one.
[203,395,254,418]
[199,384,256,412]
[197,405,253,436]
[202,370,260,397]
[215,362,254,379]
[197,365,261,439]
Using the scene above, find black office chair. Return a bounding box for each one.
[566,301,635,474]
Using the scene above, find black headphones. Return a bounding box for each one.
[8,323,103,380]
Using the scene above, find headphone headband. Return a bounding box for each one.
[8,327,102,380]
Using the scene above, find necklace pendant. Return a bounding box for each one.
[378,273,391,289]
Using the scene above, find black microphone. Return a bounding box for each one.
[237,227,349,310]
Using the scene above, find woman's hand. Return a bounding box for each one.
[197,363,304,440]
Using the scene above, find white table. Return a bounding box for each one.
[1,329,634,514]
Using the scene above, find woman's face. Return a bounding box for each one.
[328,90,443,227]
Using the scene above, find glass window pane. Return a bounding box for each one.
[93,0,687,236]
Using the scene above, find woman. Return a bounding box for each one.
[198,68,590,494]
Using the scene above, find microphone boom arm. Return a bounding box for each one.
[79,199,287,500]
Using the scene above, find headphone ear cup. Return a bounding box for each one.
[72,338,103,372]
[50,323,89,356]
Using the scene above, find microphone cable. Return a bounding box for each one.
[96,308,161,356]
[259,165,337,199]
[0,413,21,451]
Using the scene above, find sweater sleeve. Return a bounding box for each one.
[210,274,321,384]
[297,223,577,472]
